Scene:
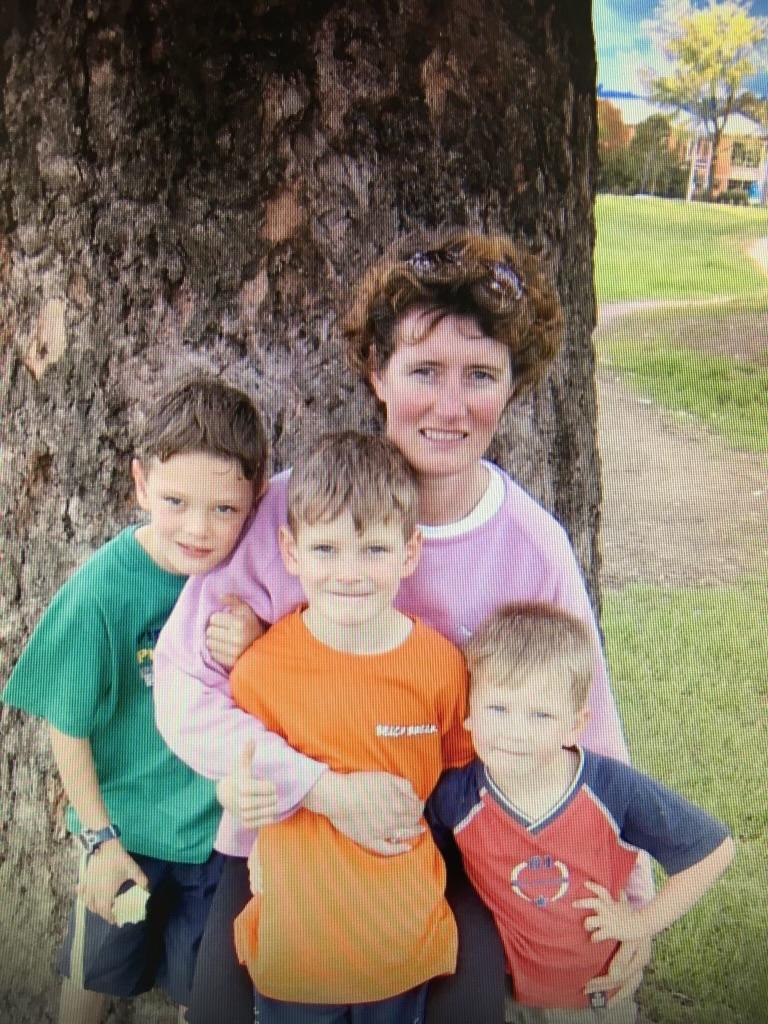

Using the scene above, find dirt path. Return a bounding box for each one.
[596,323,767,589]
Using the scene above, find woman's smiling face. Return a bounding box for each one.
[369,308,515,483]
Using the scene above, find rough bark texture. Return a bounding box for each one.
[0,2,599,1020]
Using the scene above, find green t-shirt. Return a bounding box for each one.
[2,527,220,863]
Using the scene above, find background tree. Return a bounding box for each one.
[597,111,687,199]
[736,88,768,127]
[627,114,687,197]
[649,0,767,196]
[0,1,602,1021]
[597,98,632,152]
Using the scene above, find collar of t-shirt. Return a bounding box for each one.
[419,461,505,541]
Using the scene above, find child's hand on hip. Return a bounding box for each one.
[576,881,650,942]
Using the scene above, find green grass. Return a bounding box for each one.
[593,201,768,453]
[594,196,768,303]
[603,579,768,1024]
[599,339,768,453]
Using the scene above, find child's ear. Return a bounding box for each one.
[254,477,269,501]
[278,525,301,576]
[131,458,150,511]
[572,706,590,739]
[400,528,422,579]
[368,351,385,402]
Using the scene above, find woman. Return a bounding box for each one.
[153,229,652,1024]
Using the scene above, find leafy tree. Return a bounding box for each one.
[737,89,768,127]
[597,115,687,199]
[597,99,632,152]
[649,0,767,195]
[628,114,687,197]
[596,146,638,194]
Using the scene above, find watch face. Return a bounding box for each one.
[78,825,120,855]
[79,831,98,853]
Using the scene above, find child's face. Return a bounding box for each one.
[466,665,589,785]
[279,513,421,631]
[132,452,255,575]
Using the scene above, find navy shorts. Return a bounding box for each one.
[59,849,224,1005]
[253,984,428,1024]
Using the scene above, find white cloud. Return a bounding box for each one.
[593,0,671,94]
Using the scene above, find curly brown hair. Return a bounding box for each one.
[342,228,564,393]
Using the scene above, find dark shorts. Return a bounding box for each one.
[58,849,224,1005]
[253,983,428,1024]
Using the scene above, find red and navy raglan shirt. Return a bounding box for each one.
[426,747,730,1009]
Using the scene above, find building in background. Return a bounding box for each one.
[597,90,768,203]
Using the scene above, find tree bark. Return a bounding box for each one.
[0,2,599,1020]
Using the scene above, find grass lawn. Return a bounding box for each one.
[603,579,768,1024]
[594,196,768,303]
[594,192,767,1024]
[598,332,768,453]
[593,198,768,454]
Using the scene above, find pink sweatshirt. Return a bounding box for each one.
[154,466,641,871]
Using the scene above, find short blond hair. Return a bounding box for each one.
[287,431,419,537]
[465,604,595,710]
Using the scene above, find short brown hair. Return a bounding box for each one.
[342,228,564,393]
[287,431,419,537]
[136,376,269,485]
[465,603,595,710]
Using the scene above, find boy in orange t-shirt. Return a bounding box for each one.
[230,431,473,1023]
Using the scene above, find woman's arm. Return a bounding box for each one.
[302,770,424,855]
[153,569,326,816]
[551,544,656,908]
[152,484,328,816]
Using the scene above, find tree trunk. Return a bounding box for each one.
[0,2,599,1020]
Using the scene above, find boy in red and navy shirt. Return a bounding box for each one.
[427,604,734,1024]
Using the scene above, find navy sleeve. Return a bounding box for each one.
[588,754,731,875]
[426,760,484,831]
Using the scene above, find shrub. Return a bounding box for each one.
[716,187,749,205]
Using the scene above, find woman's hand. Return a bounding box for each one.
[303,770,425,856]
[216,740,278,829]
[206,595,264,668]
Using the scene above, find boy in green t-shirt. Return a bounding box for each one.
[2,377,270,1024]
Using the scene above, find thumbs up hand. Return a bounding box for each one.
[206,595,264,668]
[216,739,278,829]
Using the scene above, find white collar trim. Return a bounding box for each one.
[419,462,505,540]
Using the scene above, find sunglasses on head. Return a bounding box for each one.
[405,247,526,307]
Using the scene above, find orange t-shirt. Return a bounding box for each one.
[231,609,472,1004]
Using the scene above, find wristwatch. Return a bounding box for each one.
[78,824,121,858]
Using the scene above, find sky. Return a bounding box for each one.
[593,0,768,96]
